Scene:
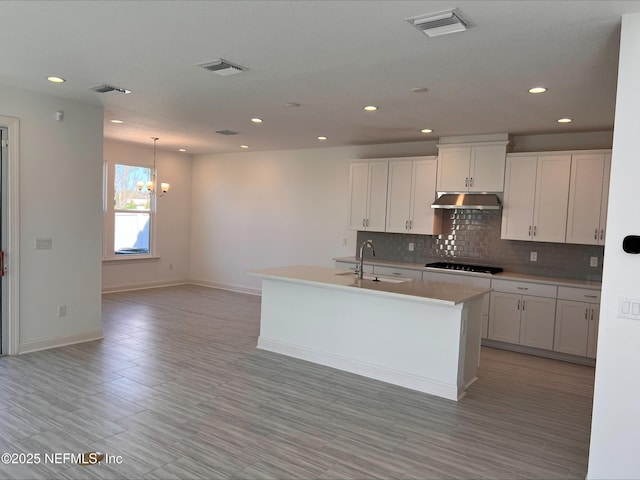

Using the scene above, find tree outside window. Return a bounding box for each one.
[114,164,152,255]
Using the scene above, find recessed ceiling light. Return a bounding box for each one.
[363,105,378,111]
[420,128,433,134]
[110,119,124,124]
[528,87,547,94]
[250,118,263,123]
[557,118,572,123]
[317,136,328,141]
[178,148,187,152]
[47,76,66,83]
[411,87,429,93]
[240,145,249,149]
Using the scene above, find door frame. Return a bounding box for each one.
[0,115,20,355]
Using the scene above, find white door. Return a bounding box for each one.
[488,291,521,344]
[519,295,556,350]
[437,147,470,192]
[470,144,506,192]
[385,160,412,233]
[366,162,389,232]
[566,153,606,245]
[501,156,537,240]
[532,155,571,242]
[409,159,438,234]
[348,162,370,230]
[554,299,589,356]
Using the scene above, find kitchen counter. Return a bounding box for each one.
[333,256,602,290]
[248,265,489,401]
[250,265,491,306]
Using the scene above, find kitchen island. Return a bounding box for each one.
[248,265,491,401]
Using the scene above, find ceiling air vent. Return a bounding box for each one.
[406,8,469,37]
[90,84,132,94]
[216,130,239,136]
[197,59,246,76]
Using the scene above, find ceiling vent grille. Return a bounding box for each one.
[406,8,469,37]
[216,130,239,136]
[90,84,132,94]
[198,59,246,76]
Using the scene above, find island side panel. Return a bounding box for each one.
[257,278,467,400]
[460,296,484,391]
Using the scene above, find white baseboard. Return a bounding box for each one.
[257,336,461,401]
[188,279,261,296]
[102,280,189,294]
[20,329,104,354]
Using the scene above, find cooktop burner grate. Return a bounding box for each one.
[425,262,503,275]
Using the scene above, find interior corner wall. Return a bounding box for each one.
[0,85,103,353]
[588,12,640,479]
[102,140,192,292]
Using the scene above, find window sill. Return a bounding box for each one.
[103,255,160,265]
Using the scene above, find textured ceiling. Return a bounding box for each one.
[1,1,639,154]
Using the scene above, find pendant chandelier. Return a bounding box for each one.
[137,137,170,195]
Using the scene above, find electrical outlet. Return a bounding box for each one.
[590,256,598,267]
[530,252,537,262]
[57,304,67,317]
[408,242,415,252]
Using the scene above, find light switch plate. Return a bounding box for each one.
[35,238,52,249]
[590,256,598,267]
[408,242,415,252]
[530,251,537,262]
[618,297,640,320]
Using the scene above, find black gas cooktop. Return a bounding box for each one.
[425,262,504,275]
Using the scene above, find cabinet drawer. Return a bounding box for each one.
[491,279,557,298]
[423,271,491,288]
[373,265,422,279]
[557,286,601,303]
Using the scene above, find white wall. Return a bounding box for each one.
[0,85,103,353]
[588,13,640,479]
[102,140,192,291]
[189,141,440,293]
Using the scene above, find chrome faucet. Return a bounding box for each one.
[357,240,376,279]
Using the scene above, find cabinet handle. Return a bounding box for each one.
[363,218,366,228]
[591,309,594,321]
[585,308,588,320]
[522,299,525,311]
[517,299,521,310]
[465,177,469,188]
[594,228,598,240]
[409,220,413,229]
[584,294,598,299]
[366,218,369,227]
[405,220,409,230]
[528,225,532,237]
[533,225,537,236]
[600,228,604,240]
[469,177,473,187]
[517,286,529,291]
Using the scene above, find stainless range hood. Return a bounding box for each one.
[431,193,502,210]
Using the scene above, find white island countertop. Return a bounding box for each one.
[248,265,491,307]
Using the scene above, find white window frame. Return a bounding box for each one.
[103,160,158,261]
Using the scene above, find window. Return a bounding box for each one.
[104,163,155,257]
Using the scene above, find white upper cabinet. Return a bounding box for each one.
[501,154,571,242]
[386,157,438,234]
[348,161,388,231]
[566,152,612,245]
[436,142,508,192]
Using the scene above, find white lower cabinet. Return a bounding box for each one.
[373,265,423,280]
[488,280,557,350]
[554,287,601,358]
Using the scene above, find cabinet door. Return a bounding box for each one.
[519,295,556,350]
[598,153,611,245]
[566,154,606,245]
[367,162,389,232]
[501,156,537,240]
[385,161,413,233]
[554,299,589,356]
[532,155,571,243]
[488,291,521,344]
[470,145,506,192]
[348,162,370,230]
[409,159,438,234]
[437,147,471,192]
[587,304,599,359]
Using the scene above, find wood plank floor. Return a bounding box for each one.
[0,284,595,479]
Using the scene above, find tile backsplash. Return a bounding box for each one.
[356,209,604,281]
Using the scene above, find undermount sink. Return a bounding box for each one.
[335,271,411,283]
